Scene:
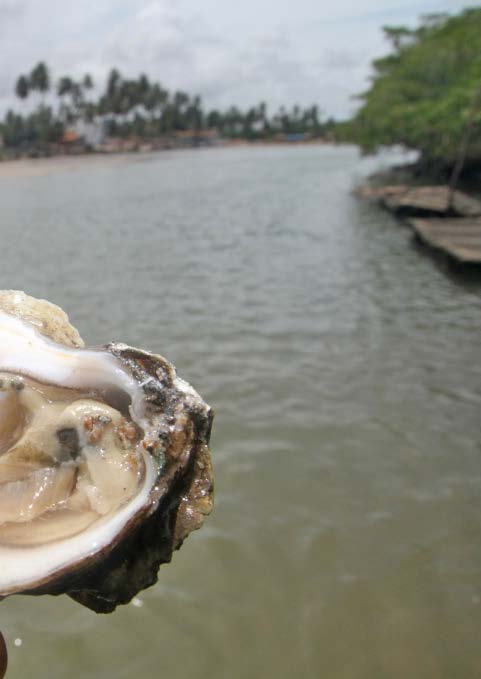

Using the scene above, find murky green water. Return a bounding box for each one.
[0,145,480,678]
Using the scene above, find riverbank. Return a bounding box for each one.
[0,152,135,179]
[0,138,339,179]
[0,134,335,167]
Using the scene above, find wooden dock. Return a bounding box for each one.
[409,217,481,264]
[355,182,481,265]
[354,184,481,218]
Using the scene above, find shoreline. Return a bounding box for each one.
[0,152,135,179]
[0,139,340,179]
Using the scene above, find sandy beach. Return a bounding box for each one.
[0,152,144,179]
[0,140,334,180]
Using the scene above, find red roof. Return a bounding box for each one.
[61,129,81,144]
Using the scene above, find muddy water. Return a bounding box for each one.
[0,145,480,678]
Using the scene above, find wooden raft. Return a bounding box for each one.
[409,217,481,263]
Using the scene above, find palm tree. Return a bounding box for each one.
[15,75,29,102]
[82,74,94,91]
[173,90,189,115]
[80,75,94,122]
[259,101,267,132]
[191,95,203,130]
[57,76,73,122]
[29,62,50,107]
[70,82,84,119]
[57,76,73,98]
[225,106,242,137]
[137,74,150,105]
[206,109,222,130]
[106,69,120,101]
[144,83,168,131]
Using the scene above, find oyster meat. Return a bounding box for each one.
[0,291,213,612]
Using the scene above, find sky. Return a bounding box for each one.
[0,0,478,120]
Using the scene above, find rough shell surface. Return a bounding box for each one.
[0,290,84,348]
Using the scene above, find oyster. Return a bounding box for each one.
[0,291,213,612]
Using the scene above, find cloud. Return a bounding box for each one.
[323,49,365,71]
[0,0,26,21]
[0,0,478,119]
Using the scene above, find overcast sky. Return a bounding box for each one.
[0,0,478,119]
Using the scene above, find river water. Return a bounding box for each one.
[0,144,480,678]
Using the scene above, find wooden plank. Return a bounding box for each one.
[354,184,481,217]
[445,246,481,263]
[386,186,481,217]
[410,225,481,234]
[408,217,481,264]
[352,185,408,200]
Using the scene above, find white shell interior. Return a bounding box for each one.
[0,310,158,593]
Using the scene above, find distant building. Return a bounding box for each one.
[60,129,86,154]
[61,129,81,145]
[63,120,107,149]
[251,120,264,133]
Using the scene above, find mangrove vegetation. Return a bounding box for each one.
[347,7,481,177]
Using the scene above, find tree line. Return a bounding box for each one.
[342,8,481,177]
[2,62,333,149]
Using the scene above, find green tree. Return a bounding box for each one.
[29,62,50,105]
[5,62,328,149]
[82,74,94,91]
[15,75,29,101]
[351,8,481,174]
[57,76,73,98]
[57,76,73,122]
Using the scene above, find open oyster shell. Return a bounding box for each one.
[0,291,213,613]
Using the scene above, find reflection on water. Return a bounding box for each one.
[0,145,480,678]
